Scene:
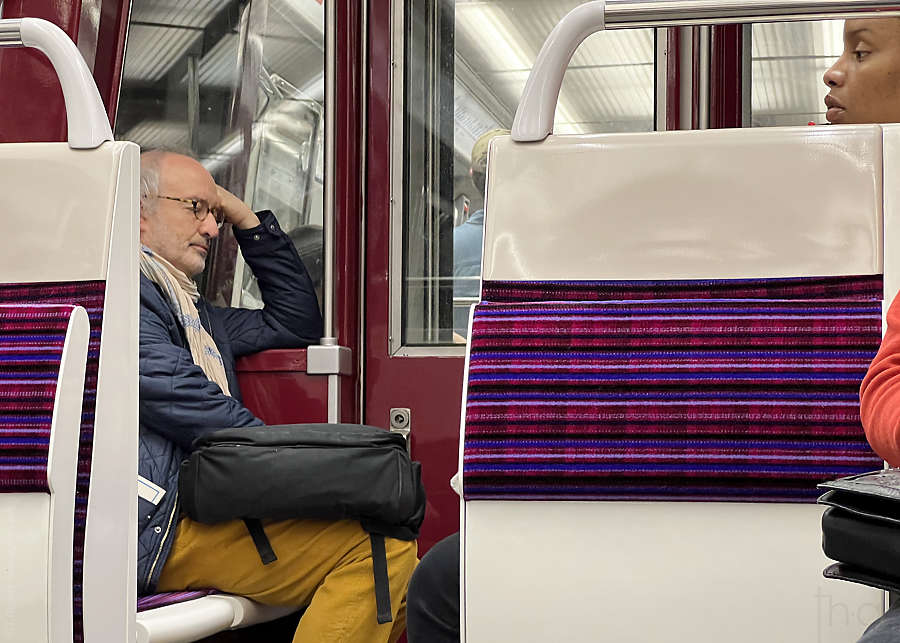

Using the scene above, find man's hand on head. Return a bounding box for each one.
[216,185,261,230]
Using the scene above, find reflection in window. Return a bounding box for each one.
[116,0,325,312]
[402,0,656,346]
[751,20,843,126]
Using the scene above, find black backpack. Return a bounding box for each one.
[179,423,426,624]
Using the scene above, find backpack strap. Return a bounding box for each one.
[370,532,393,624]
[244,518,278,565]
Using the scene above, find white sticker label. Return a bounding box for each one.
[138,475,166,506]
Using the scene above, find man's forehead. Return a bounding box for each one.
[158,154,216,196]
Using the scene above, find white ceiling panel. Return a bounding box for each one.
[196,32,239,87]
[122,119,189,149]
[131,0,233,27]
[123,24,202,82]
[454,0,654,135]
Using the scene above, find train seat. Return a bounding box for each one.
[0,131,139,643]
[459,122,900,643]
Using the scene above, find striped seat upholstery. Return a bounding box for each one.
[463,277,884,502]
[0,303,80,491]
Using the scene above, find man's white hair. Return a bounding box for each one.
[139,147,196,215]
[139,154,161,214]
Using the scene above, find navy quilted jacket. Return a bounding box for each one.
[137,211,322,594]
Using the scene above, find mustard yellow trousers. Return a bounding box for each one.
[156,517,418,643]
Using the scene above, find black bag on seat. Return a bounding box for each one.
[818,468,900,593]
[179,423,426,624]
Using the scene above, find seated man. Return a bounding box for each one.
[835,17,900,643]
[137,150,416,642]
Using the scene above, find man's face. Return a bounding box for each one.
[823,19,900,125]
[140,154,220,277]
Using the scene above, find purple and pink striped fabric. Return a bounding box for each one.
[0,281,105,643]
[137,590,218,612]
[0,304,76,492]
[482,276,883,304]
[463,278,884,503]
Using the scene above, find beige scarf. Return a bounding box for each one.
[139,246,231,397]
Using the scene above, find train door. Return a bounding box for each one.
[365,0,666,550]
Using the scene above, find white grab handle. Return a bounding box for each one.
[511,1,606,143]
[0,18,113,149]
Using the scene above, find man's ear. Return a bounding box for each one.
[138,205,151,239]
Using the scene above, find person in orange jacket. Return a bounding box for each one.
[853,16,900,465]
[841,16,900,643]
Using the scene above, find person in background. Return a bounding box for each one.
[138,150,416,642]
[834,17,900,643]
[452,129,509,337]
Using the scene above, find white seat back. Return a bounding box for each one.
[484,125,883,282]
[460,8,896,641]
[0,17,138,643]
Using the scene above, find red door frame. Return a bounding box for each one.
[709,24,744,129]
[335,0,365,424]
[365,0,464,554]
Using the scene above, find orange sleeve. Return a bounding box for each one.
[860,291,900,467]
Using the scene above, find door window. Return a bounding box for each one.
[749,20,843,126]
[397,0,657,349]
[117,0,325,312]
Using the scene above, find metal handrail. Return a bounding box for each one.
[604,0,900,27]
[0,18,112,149]
[512,0,900,142]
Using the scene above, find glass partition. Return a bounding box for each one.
[116,0,325,313]
[399,0,657,348]
[750,20,844,127]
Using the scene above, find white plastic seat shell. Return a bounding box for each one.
[136,596,296,643]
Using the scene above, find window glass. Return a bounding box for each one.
[401,0,656,347]
[750,20,844,127]
[116,0,325,313]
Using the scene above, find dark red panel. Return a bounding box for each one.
[0,0,82,143]
[236,350,329,425]
[365,0,462,554]
[665,27,680,130]
[710,24,744,129]
[366,354,464,554]
[691,26,701,130]
[0,0,128,140]
[334,0,364,424]
[236,348,308,373]
[94,0,130,128]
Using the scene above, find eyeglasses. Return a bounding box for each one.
[158,195,225,229]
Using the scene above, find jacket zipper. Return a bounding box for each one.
[146,489,179,588]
